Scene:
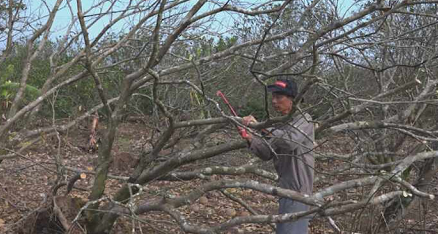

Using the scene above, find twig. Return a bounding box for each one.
[221,189,276,231]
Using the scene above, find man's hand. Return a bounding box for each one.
[242,115,258,142]
[243,115,257,126]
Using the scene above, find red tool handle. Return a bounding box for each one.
[216,91,249,138]
[216,91,239,116]
[237,126,249,138]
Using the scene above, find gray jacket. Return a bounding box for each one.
[249,113,314,195]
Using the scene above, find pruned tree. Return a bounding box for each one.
[1,0,438,233]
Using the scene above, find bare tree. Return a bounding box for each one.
[1,0,438,233]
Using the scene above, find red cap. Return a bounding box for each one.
[274,81,287,88]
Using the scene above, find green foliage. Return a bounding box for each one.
[0,81,41,103]
[0,42,96,118]
[239,99,267,121]
[0,43,50,89]
[0,55,22,84]
[0,65,15,84]
[184,36,239,60]
[214,36,238,52]
[28,54,51,88]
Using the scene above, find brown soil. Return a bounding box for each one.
[0,122,437,233]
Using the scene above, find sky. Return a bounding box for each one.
[1,0,358,49]
[40,0,358,37]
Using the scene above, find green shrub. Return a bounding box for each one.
[239,99,267,121]
[0,81,41,104]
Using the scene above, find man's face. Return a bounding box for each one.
[272,93,293,115]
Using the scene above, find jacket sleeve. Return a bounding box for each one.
[249,114,314,160]
[249,132,275,161]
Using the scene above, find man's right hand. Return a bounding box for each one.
[242,115,258,143]
[243,115,257,126]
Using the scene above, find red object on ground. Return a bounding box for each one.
[216,91,249,138]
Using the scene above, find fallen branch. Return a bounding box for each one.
[162,163,277,181]
[53,196,71,231]
[221,189,277,230]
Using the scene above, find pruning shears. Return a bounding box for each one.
[216,91,249,139]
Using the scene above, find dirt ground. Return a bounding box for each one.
[0,121,437,233]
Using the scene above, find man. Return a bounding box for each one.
[242,79,314,234]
